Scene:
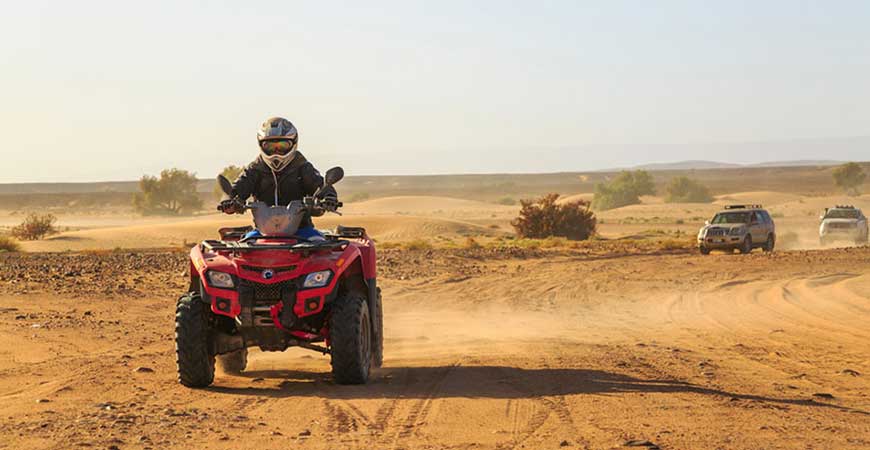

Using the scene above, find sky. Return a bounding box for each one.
[1,1,869,182]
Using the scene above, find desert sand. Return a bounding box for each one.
[2,181,870,449]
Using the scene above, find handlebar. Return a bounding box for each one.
[218,197,342,215]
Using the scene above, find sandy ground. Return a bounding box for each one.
[1,246,869,450]
[11,191,870,252]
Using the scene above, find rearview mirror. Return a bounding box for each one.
[217,175,233,197]
[324,166,344,186]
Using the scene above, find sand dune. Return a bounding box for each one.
[20,214,499,252]
[715,191,803,206]
[343,195,515,216]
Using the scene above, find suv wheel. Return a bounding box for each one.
[762,234,775,252]
[699,246,711,255]
[739,236,752,254]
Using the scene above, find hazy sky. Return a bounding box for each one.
[2,1,869,182]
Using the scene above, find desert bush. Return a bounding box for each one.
[592,170,655,210]
[214,165,244,199]
[496,197,516,206]
[133,168,203,215]
[10,213,58,240]
[347,192,371,203]
[463,237,482,249]
[832,162,866,196]
[0,235,21,252]
[664,176,712,203]
[511,193,596,241]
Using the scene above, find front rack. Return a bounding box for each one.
[202,238,348,252]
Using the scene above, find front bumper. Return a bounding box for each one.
[699,235,745,249]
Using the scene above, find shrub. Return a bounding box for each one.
[133,168,203,215]
[0,235,21,252]
[496,197,516,206]
[511,193,597,241]
[832,162,866,196]
[214,165,244,199]
[664,176,713,203]
[10,213,58,240]
[347,192,371,203]
[592,170,655,210]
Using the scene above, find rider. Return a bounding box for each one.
[219,117,338,240]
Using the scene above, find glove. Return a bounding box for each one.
[218,198,244,214]
[320,194,340,212]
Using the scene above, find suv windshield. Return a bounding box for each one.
[824,209,860,219]
[711,212,751,224]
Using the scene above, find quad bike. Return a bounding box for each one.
[175,167,383,387]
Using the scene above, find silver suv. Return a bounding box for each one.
[697,205,776,255]
[819,205,868,246]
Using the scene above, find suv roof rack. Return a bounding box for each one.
[724,204,762,210]
[834,205,856,209]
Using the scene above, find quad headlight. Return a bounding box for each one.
[303,270,332,288]
[207,271,235,289]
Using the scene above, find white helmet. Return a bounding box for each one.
[257,117,299,172]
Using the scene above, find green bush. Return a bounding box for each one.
[512,193,596,241]
[133,168,203,215]
[10,213,58,241]
[592,170,655,210]
[0,235,21,252]
[664,176,713,203]
[347,192,371,203]
[832,162,866,196]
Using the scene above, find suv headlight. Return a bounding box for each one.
[207,271,235,288]
[303,270,332,288]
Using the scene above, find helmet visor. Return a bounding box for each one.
[261,139,295,156]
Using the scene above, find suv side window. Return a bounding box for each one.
[750,212,759,224]
[760,211,772,224]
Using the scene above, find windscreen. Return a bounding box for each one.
[711,212,751,224]
[825,209,860,219]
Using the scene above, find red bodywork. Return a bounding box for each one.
[189,235,376,341]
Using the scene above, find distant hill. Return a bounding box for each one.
[629,160,842,171]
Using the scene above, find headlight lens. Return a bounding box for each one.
[207,271,235,288]
[303,270,332,288]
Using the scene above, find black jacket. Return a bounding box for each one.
[230,152,336,228]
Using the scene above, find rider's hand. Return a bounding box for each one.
[218,198,243,214]
[320,194,340,212]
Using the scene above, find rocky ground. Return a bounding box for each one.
[1,246,869,449]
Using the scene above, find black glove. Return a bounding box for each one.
[218,198,244,214]
[320,194,340,212]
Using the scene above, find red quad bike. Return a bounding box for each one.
[175,167,383,388]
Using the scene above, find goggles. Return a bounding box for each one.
[260,139,295,156]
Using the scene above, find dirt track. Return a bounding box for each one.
[1,247,869,449]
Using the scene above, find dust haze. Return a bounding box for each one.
[2,165,870,449]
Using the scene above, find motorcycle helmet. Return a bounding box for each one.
[257,117,299,172]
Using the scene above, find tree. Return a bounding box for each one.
[214,165,244,199]
[664,176,713,203]
[133,168,203,215]
[511,193,597,240]
[592,170,656,210]
[832,162,866,196]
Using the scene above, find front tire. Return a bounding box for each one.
[330,291,372,385]
[175,293,215,388]
[739,236,752,254]
[217,348,248,374]
[762,234,775,252]
[699,246,711,255]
